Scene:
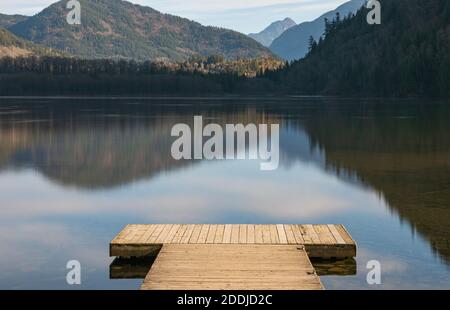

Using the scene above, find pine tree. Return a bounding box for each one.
[308,36,317,53]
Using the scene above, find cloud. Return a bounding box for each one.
[0,158,383,223]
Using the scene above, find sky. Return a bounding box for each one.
[0,0,349,34]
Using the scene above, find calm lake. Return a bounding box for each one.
[0,97,449,289]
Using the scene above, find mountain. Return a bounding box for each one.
[248,18,296,47]
[8,0,272,61]
[0,27,62,58]
[0,13,28,29]
[270,0,365,61]
[274,0,450,97]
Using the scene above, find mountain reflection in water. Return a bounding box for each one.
[0,98,449,289]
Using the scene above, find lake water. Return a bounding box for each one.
[0,97,449,290]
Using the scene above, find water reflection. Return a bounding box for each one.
[108,256,358,280]
[0,98,449,289]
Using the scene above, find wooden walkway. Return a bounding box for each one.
[110,224,356,259]
[110,224,356,290]
[140,244,323,290]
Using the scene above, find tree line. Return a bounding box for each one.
[1,0,449,97]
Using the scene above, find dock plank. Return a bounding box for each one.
[164,225,180,243]
[247,225,255,244]
[291,225,304,244]
[269,225,280,244]
[180,225,195,244]
[335,225,356,245]
[239,225,247,244]
[197,225,210,244]
[110,224,357,259]
[156,225,173,244]
[206,225,217,244]
[301,225,321,244]
[214,225,225,243]
[148,224,166,243]
[223,225,232,244]
[231,225,239,244]
[141,245,323,290]
[328,225,346,245]
[276,225,287,244]
[172,225,188,244]
[137,225,157,243]
[314,225,336,244]
[189,225,202,244]
[255,225,263,244]
[284,225,297,244]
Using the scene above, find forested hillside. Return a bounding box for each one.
[0,13,28,28]
[270,0,364,61]
[8,0,272,61]
[0,28,63,58]
[272,0,450,97]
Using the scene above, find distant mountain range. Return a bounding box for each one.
[248,18,296,47]
[270,0,365,61]
[3,0,272,61]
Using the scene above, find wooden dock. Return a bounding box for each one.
[110,224,356,259]
[141,244,323,290]
[110,224,356,290]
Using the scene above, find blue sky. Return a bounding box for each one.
[0,0,348,33]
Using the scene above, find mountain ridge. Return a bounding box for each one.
[0,13,28,29]
[8,0,272,61]
[273,0,450,97]
[248,17,296,47]
[270,0,365,61]
[0,27,63,58]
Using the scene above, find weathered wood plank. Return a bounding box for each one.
[284,225,297,244]
[188,225,202,244]
[255,225,263,244]
[262,225,271,244]
[148,225,166,243]
[314,225,336,244]
[214,225,225,244]
[247,224,255,244]
[197,225,210,244]
[301,225,320,244]
[110,224,357,259]
[155,225,173,244]
[239,225,247,244]
[328,224,346,244]
[180,225,195,244]
[291,225,305,244]
[137,225,157,243]
[141,244,323,290]
[269,225,280,244]
[277,224,288,244]
[223,225,232,244]
[206,225,218,244]
[231,225,239,244]
[164,225,180,243]
[172,225,188,244]
[335,225,356,245]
